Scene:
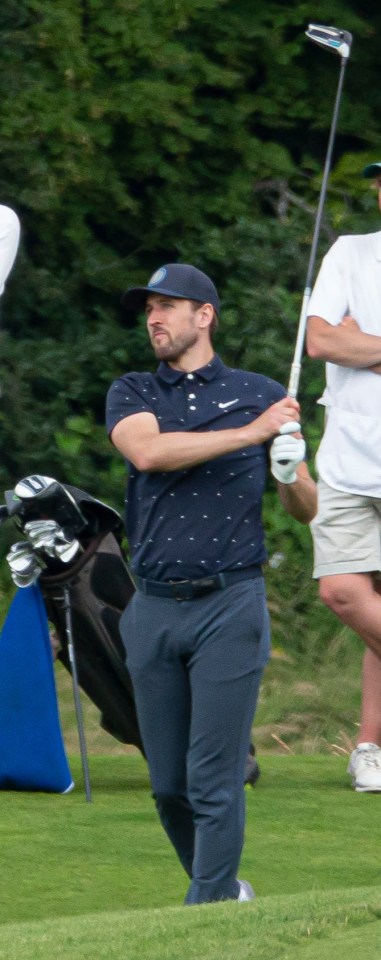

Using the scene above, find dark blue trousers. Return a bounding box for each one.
[119,578,270,904]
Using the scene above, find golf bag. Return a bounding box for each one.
[1,476,143,752]
[1,475,259,784]
[41,506,143,750]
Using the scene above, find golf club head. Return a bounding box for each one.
[6,541,45,587]
[9,474,87,539]
[24,518,82,563]
[54,538,81,563]
[7,541,36,570]
[14,475,57,499]
[5,476,59,520]
[306,24,352,59]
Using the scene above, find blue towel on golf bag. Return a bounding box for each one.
[0,584,74,793]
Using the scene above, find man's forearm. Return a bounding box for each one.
[276,465,317,524]
[111,396,301,473]
[307,316,381,367]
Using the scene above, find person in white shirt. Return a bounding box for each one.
[307,161,381,792]
[0,205,20,298]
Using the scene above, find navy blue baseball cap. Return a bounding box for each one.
[121,263,220,315]
[362,162,381,178]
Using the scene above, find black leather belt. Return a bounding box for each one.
[130,566,262,601]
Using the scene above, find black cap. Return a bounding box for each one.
[121,263,220,315]
[362,162,381,178]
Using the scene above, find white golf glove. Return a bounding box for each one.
[270,421,306,484]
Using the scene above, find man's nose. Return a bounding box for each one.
[147,306,162,325]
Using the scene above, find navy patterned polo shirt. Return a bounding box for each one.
[106,354,285,581]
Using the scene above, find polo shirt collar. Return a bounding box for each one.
[156,354,227,384]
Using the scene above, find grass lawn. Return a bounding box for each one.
[0,605,378,959]
[1,754,380,959]
[0,887,380,960]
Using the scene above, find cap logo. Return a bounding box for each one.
[148,267,167,287]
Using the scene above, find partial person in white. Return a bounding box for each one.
[307,161,381,793]
[0,205,20,297]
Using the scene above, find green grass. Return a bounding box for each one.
[1,756,381,939]
[1,732,381,960]
[0,581,377,959]
[0,887,381,960]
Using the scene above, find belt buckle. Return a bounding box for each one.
[171,575,221,601]
[168,579,192,602]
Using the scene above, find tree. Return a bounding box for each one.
[0,0,380,497]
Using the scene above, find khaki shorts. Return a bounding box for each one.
[311,478,381,579]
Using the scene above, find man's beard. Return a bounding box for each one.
[151,328,198,361]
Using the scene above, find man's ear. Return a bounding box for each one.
[196,303,214,329]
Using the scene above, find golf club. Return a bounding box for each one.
[0,505,9,524]
[287,23,352,399]
[63,585,92,803]
[24,519,82,563]
[11,475,87,540]
[6,541,45,588]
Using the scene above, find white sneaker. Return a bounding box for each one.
[237,879,255,902]
[347,742,381,793]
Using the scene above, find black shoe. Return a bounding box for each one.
[244,743,260,787]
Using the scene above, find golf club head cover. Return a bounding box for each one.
[270,421,306,484]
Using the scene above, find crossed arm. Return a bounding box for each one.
[307,315,381,374]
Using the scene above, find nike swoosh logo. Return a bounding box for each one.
[218,399,239,409]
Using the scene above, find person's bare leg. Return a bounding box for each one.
[319,574,381,790]
[319,573,381,659]
[348,658,381,787]
[358,647,381,745]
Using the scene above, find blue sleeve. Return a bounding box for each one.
[106,375,154,436]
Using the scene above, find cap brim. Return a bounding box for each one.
[121,285,190,315]
[362,163,381,179]
[121,286,153,312]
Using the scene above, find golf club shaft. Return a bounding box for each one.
[288,50,349,398]
[63,586,92,803]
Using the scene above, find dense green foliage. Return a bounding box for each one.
[1,1,381,652]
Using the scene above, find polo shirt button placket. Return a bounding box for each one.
[186,374,197,413]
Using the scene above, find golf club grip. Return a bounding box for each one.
[276,421,300,467]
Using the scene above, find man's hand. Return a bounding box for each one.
[338,314,360,332]
[270,422,306,484]
[249,396,301,445]
[339,316,381,374]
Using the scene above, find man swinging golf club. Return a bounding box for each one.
[106,262,316,904]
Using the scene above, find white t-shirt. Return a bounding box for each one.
[0,205,20,297]
[307,231,381,496]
